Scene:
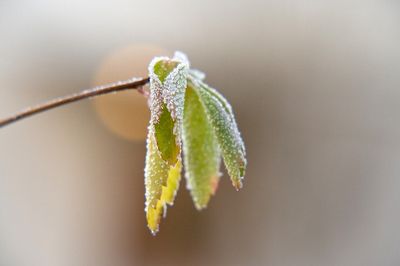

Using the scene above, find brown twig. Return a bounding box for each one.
[0,77,150,128]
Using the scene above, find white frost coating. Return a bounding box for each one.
[147,76,164,125]
[200,83,246,157]
[173,51,190,67]
[188,77,246,159]
[148,55,170,124]
[144,133,169,210]
[162,63,188,120]
[147,52,189,144]
[148,52,189,124]
[189,69,206,81]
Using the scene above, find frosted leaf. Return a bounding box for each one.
[189,69,206,81]
[200,84,246,157]
[173,51,190,67]
[144,52,189,234]
[182,85,221,210]
[196,80,247,190]
[144,131,182,235]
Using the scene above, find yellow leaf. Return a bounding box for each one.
[145,132,182,235]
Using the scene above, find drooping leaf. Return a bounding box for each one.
[196,80,247,190]
[144,131,182,234]
[182,85,221,209]
[144,53,189,234]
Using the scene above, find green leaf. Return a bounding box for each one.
[153,60,179,84]
[196,81,247,190]
[182,85,221,209]
[154,104,180,165]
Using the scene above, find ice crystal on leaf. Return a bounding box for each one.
[144,52,247,235]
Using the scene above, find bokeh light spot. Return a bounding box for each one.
[92,44,170,141]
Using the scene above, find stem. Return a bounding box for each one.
[0,77,150,128]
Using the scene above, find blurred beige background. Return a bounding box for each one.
[1,0,400,265]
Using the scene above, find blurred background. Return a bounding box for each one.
[1,0,400,265]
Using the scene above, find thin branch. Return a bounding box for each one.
[0,77,150,128]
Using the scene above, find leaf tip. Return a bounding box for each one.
[194,202,207,211]
[146,206,162,235]
[232,179,243,191]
